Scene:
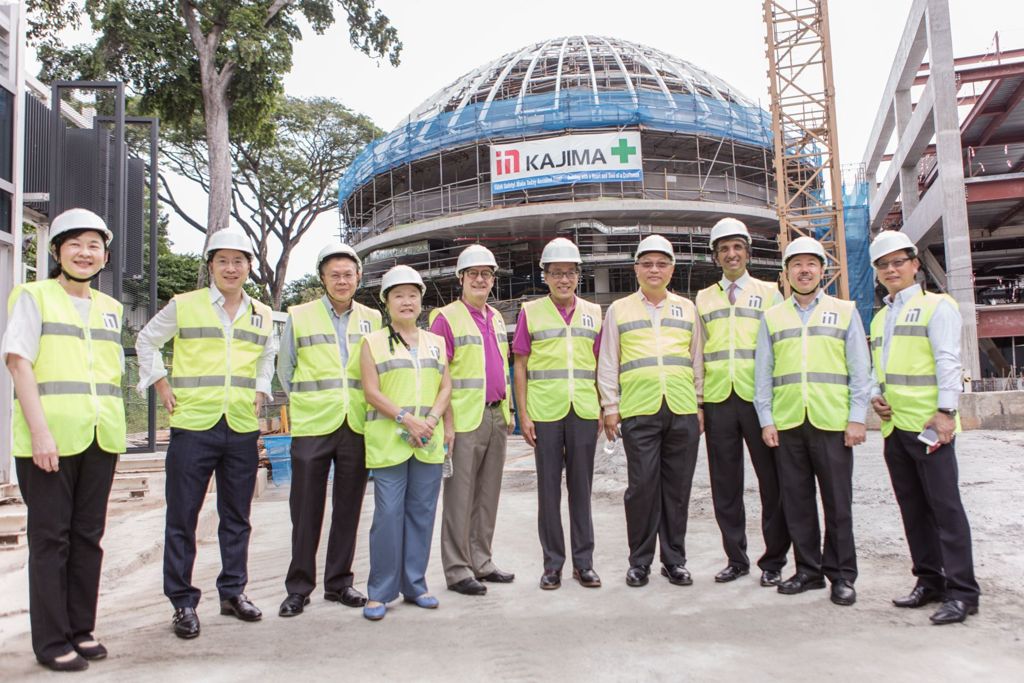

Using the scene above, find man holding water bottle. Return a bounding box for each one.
[868,231,979,625]
[513,238,603,591]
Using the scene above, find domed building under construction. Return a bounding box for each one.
[338,35,784,319]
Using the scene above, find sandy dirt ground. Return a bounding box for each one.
[1,429,1022,681]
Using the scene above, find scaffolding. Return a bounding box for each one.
[764,0,849,297]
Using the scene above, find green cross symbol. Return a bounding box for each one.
[610,138,637,163]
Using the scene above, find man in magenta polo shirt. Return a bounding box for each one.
[430,245,515,596]
[512,238,604,591]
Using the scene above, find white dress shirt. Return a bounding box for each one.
[134,284,277,398]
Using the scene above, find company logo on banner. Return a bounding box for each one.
[490,132,643,194]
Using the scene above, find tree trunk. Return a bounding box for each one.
[272,247,291,311]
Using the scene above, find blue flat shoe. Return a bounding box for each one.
[403,593,439,609]
[363,601,387,621]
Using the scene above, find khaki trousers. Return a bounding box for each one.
[441,405,508,585]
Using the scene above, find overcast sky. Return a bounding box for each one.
[41,0,1024,285]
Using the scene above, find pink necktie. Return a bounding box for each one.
[728,283,737,305]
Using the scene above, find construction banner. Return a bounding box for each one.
[490,131,643,194]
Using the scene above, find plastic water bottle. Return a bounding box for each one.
[441,443,453,479]
[603,436,620,456]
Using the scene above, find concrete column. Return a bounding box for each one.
[592,233,610,296]
[925,0,980,378]
[894,88,921,220]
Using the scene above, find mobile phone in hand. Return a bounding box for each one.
[917,427,940,453]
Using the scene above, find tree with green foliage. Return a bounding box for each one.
[28,0,400,252]
[279,272,324,310]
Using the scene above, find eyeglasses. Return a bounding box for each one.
[637,260,673,270]
[213,257,249,269]
[874,257,912,270]
[546,270,579,281]
[464,269,494,281]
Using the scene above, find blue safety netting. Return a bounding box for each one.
[843,180,873,327]
[338,89,773,204]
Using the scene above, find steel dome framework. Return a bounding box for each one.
[338,36,791,313]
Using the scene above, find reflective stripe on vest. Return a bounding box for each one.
[10,279,126,456]
[764,295,853,431]
[522,296,601,422]
[429,302,510,432]
[870,290,962,436]
[363,328,447,469]
[697,277,780,403]
[288,300,381,436]
[169,289,273,433]
[614,291,697,418]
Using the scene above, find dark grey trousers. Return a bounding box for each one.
[533,409,599,572]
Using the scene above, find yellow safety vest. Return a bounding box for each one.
[363,328,447,468]
[522,296,601,421]
[429,301,510,433]
[870,289,962,436]
[288,299,381,436]
[697,277,781,403]
[169,289,273,433]
[764,294,853,431]
[10,279,126,456]
[613,291,697,418]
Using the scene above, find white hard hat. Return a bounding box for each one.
[49,208,113,248]
[317,242,362,273]
[380,264,426,302]
[455,244,498,277]
[869,231,918,264]
[783,235,826,264]
[709,217,751,247]
[205,227,254,259]
[635,234,676,263]
[539,237,582,266]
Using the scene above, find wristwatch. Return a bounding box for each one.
[395,408,410,424]
[937,408,957,417]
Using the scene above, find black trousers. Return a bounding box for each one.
[533,409,598,572]
[705,391,790,572]
[884,429,980,605]
[164,416,258,608]
[285,421,368,596]
[776,422,857,583]
[16,440,117,662]
[620,400,700,568]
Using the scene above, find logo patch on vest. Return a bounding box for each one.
[359,319,372,335]
[581,313,595,329]
[669,305,683,318]
[904,308,921,323]
[747,295,763,309]
[250,312,263,328]
[821,311,839,326]
[102,312,119,330]
[429,345,441,360]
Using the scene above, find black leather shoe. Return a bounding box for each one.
[72,637,107,661]
[172,607,200,639]
[448,577,487,595]
[279,593,310,617]
[777,572,826,595]
[477,569,515,583]
[625,565,650,587]
[220,594,262,622]
[662,564,693,586]
[760,570,782,587]
[715,565,749,583]
[930,599,978,625]
[573,568,602,588]
[325,586,367,608]
[892,585,943,608]
[41,652,89,672]
[830,579,857,606]
[540,570,561,590]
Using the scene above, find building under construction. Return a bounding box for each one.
[338,36,790,322]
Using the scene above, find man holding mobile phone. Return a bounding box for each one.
[868,231,980,626]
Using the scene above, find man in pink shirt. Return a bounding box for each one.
[429,245,515,596]
[512,238,603,591]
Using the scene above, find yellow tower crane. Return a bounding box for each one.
[764,0,849,298]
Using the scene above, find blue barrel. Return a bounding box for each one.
[263,435,292,486]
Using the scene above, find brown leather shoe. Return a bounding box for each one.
[540,570,561,590]
[573,568,602,588]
